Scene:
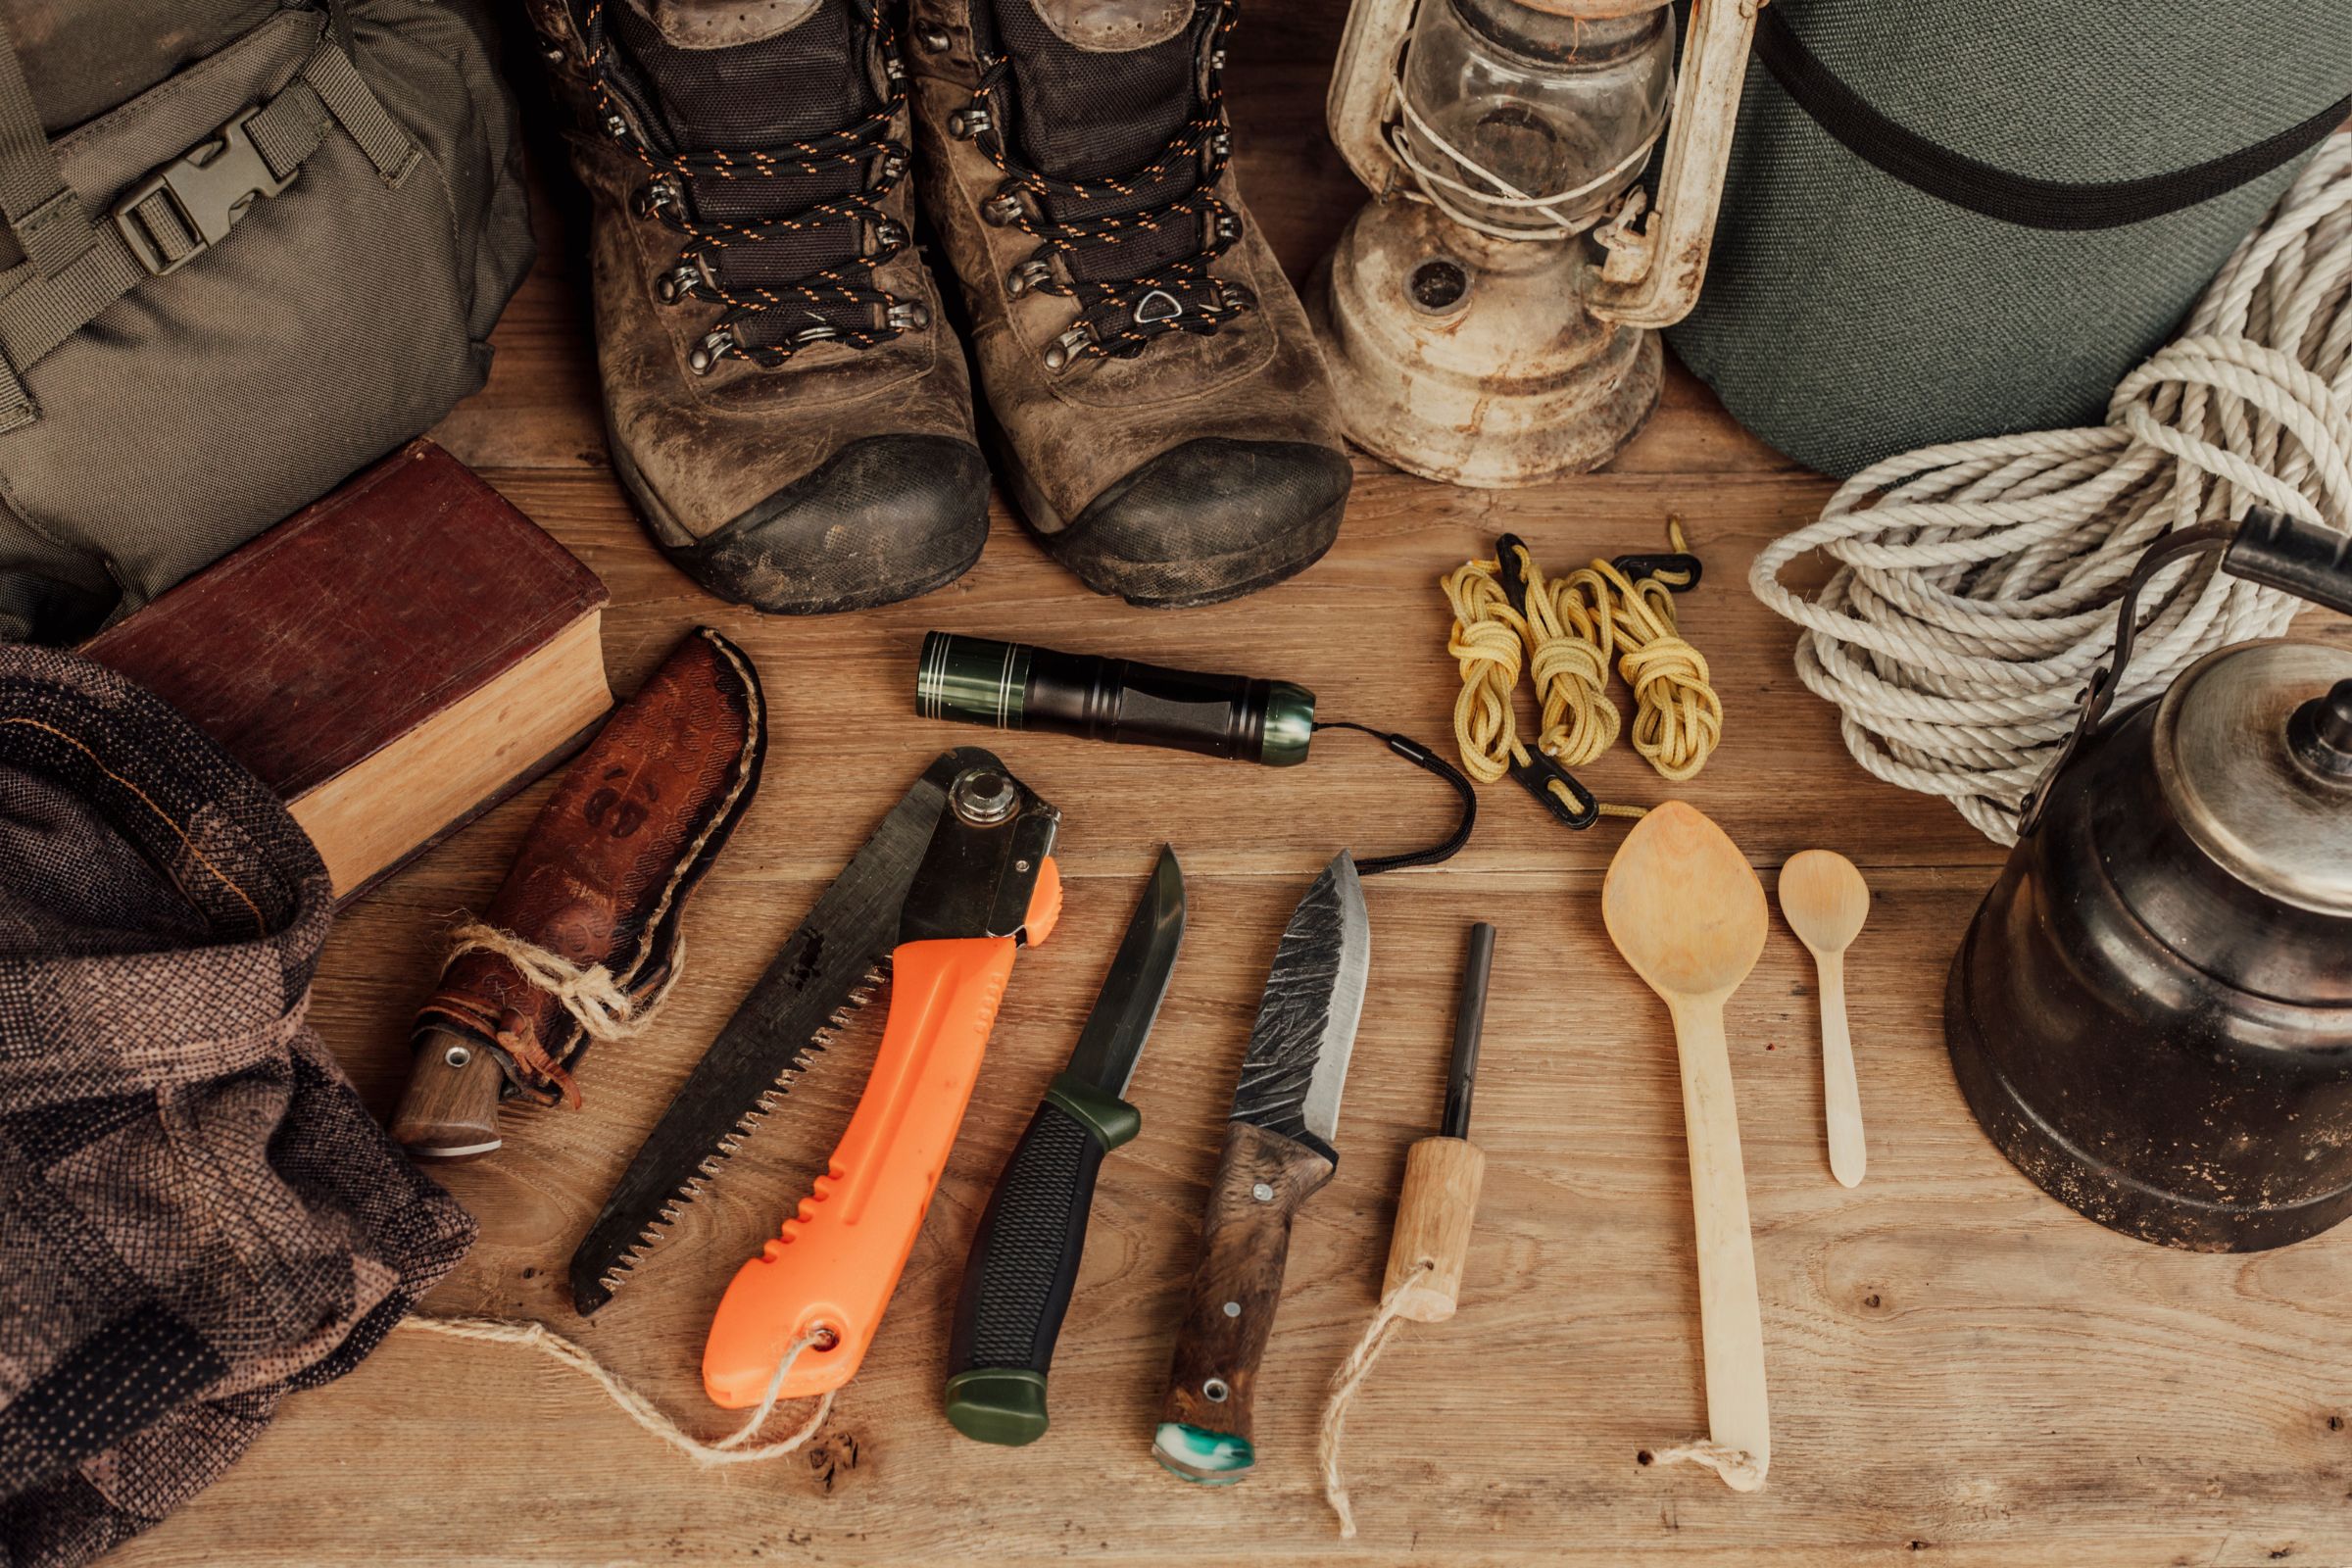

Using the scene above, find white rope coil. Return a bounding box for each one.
[1750,131,2352,843]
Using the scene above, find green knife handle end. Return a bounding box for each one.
[1044,1071,1140,1150]
[944,1368,1050,1446]
[1152,1421,1254,1484]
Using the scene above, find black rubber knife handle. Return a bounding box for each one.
[944,1071,1140,1446]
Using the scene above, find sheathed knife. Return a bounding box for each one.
[945,845,1187,1446]
[1152,851,1370,1484]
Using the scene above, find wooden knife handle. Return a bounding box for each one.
[391,1028,507,1159]
[1152,1118,1335,1484]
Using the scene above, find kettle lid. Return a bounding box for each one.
[2156,640,2352,917]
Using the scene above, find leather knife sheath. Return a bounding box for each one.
[392,626,765,1158]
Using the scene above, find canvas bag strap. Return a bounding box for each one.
[1754,7,2352,232]
[0,23,418,435]
[0,15,98,278]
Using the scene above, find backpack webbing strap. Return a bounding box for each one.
[0,16,97,280]
[0,31,418,435]
[1755,7,2352,232]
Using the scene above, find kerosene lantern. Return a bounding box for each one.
[1309,0,1759,486]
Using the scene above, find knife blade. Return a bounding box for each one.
[1153,851,1370,1483]
[566,749,989,1316]
[945,845,1187,1446]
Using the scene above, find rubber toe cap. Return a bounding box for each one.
[676,435,991,614]
[1054,437,1351,609]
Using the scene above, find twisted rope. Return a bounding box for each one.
[1316,1262,1433,1539]
[1750,131,2352,842]
[445,918,681,1046]
[403,1316,835,1466]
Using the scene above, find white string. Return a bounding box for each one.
[400,1315,836,1466]
[1750,132,2352,843]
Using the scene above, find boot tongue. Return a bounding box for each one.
[611,0,875,154]
[991,0,1199,181]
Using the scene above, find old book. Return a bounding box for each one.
[84,440,612,901]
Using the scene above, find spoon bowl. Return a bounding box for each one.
[1602,802,1769,1002]
[1779,850,1870,958]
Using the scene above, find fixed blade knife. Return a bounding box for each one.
[1153,850,1370,1484]
[945,844,1188,1446]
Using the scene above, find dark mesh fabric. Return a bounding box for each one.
[598,0,898,348]
[609,2,871,152]
[985,0,1196,180]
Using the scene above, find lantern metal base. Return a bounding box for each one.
[1306,199,1660,489]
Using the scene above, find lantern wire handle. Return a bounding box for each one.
[1389,95,1664,241]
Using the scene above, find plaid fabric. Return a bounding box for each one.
[0,646,474,1568]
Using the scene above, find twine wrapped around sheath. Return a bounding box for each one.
[431,919,686,1103]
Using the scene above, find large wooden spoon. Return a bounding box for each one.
[1602,801,1770,1492]
[1778,850,1871,1189]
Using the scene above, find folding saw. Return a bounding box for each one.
[566,748,1061,1404]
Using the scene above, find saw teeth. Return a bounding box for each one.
[698,1155,722,1177]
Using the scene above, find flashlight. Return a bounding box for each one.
[915,632,1316,767]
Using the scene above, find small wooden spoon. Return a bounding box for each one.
[1777,851,1871,1189]
[1602,802,1770,1492]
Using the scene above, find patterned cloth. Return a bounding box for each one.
[0,646,474,1568]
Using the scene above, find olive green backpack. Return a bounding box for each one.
[0,0,532,642]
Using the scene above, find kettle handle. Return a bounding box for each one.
[2017,509,2352,835]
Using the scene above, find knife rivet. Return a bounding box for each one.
[1251,1182,1274,1203]
[1202,1378,1230,1403]
[1015,858,1031,873]
[1222,1300,1241,1318]
[444,1045,471,1067]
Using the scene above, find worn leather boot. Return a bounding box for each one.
[529,0,990,612]
[907,0,1352,608]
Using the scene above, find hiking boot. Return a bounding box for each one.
[906,0,1352,608]
[529,0,990,613]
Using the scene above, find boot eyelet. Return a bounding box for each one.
[873,219,908,252]
[884,55,906,80]
[539,39,565,66]
[878,149,910,184]
[1006,260,1051,297]
[947,106,992,139]
[888,300,932,331]
[655,263,703,304]
[1209,48,1226,71]
[687,330,735,374]
[1214,213,1242,242]
[915,24,952,52]
[603,112,630,141]
[794,323,842,346]
[1043,324,1093,370]
[981,192,1023,226]
[1208,129,1232,160]
[631,177,681,220]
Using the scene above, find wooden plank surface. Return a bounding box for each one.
[109,13,2352,1566]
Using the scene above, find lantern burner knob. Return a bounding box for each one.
[2286,679,2352,782]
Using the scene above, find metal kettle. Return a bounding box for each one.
[1946,508,2352,1250]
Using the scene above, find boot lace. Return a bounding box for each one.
[956,0,1254,368]
[583,0,926,371]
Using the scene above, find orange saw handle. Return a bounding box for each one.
[703,934,1020,1406]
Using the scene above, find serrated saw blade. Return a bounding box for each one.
[565,748,997,1315]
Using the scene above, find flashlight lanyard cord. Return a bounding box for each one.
[1313,720,1477,876]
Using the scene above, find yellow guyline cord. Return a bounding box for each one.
[1442,521,1723,815]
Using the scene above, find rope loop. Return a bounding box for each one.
[1750,130,2352,843]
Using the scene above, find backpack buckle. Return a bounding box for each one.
[113,108,294,276]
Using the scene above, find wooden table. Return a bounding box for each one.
[113,12,2352,1566]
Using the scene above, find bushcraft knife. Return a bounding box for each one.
[565,748,1062,1407]
[1153,850,1370,1484]
[945,845,1187,1446]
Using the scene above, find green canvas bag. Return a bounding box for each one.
[0,0,532,642]
[1666,0,2352,478]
